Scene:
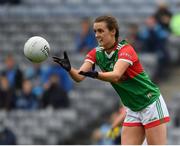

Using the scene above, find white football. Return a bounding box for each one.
[24,36,50,63]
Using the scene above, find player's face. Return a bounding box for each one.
[93,22,116,50]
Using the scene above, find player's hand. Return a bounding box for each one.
[79,71,98,78]
[106,127,120,140]
[52,51,71,72]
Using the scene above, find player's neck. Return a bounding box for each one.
[105,41,117,54]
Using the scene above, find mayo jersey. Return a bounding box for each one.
[85,40,160,111]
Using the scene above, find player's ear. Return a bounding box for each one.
[111,29,116,37]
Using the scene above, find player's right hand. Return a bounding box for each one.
[79,70,98,78]
[52,51,71,72]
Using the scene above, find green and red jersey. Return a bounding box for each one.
[85,40,160,111]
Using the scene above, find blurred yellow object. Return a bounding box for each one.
[106,127,121,140]
[170,14,180,36]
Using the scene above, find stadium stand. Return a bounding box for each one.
[0,0,179,144]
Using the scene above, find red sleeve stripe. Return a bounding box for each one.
[85,59,95,64]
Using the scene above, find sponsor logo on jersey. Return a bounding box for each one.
[119,53,132,59]
[110,63,114,69]
[147,93,152,98]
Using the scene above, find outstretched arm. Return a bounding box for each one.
[97,60,129,83]
[53,51,93,82]
[69,61,93,82]
[79,60,130,83]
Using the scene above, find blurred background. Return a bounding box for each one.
[0,0,179,144]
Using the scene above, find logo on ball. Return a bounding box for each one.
[24,36,51,63]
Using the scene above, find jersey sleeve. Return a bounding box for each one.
[84,48,96,64]
[118,45,138,65]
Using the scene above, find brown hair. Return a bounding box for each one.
[94,15,119,41]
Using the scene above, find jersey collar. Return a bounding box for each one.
[97,42,123,59]
[105,51,115,59]
[104,42,120,59]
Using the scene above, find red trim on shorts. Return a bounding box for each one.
[144,117,170,129]
[123,122,142,127]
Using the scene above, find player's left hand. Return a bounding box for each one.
[52,51,71,72]
[79,71,98,78]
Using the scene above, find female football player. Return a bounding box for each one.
[53,15,170,145]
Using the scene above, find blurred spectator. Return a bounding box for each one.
[154,1,173,32]
[0,121,16,145]
[24,64,48,97]
[110,106,126,130]
[91,106,126,145]
[15,79,39,110]
[126,23,142,53]
[139,15,169,52]
[107,106,126,145]
[75,17,98,53]
[40,74,70,109]
[3,54,24,91]
[42,63,73,93]
[139,16,170,81]
[0,74,16,111]
[91,117,114,145]
[25,62,73,99]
